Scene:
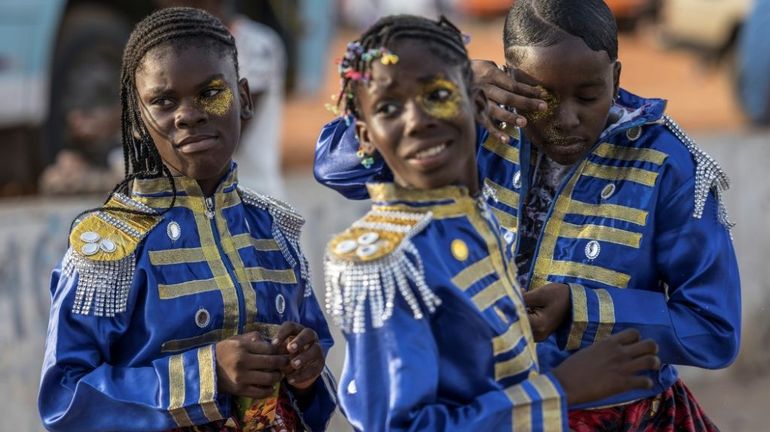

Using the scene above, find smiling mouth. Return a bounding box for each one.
[410,142,449,161]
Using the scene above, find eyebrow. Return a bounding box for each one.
[578,79,606,88]
[144,74,228,96]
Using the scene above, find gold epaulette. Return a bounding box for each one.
[324,209,440,333]
[69,194,161,261]
[64,193,160,317]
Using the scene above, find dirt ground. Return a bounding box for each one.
[279,18,747,169]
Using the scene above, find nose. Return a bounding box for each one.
[553,101,580,131]
[404,100,438,137]
[174,100,207,129]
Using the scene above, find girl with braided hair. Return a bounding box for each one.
[323,14,661,431]
[39,8,335,431]
[315,1,741,430]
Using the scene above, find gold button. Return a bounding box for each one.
[451,239,469,261]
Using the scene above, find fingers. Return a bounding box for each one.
[241,384,280,400]
[522,288,548,307]
[273,321,304,347]
[242,353,290,371]
[488,103,521,125]
[612,328,642,345]
[481,84,547,114]
[244,334,278,355]
[287,328,319,354]
[623,375,655,392]
[624,352,661,374]
[624,338,659,359]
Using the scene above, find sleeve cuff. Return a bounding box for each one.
[166,344,228,427]
[562,284,616,351]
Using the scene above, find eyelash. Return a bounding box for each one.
[150,87,224,108]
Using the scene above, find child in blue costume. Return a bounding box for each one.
[39,8,335,431]
[323,14,660,431]
[315,1,740,430]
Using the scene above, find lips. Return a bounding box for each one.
[406,140,451,168]
[175,135,218,154]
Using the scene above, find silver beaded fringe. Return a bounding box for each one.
[663,115,733,230]
[64,248,135,317]
[324,212,440,334]
[239,186,313,297]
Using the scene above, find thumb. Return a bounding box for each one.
[522,288,546,307]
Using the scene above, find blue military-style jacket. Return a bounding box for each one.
[325,183,568,431]
[39,165,336,431]
[314,89,741,410]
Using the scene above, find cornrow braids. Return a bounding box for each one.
[336,14,472,119]
[70,7,239,233]
[503,0,618,64]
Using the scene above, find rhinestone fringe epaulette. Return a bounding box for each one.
[66,195,158,317]
[324,211,440,334]
[663,116,733,230]
[238,186,314,296]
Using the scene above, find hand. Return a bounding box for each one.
[523,283,571,341]
[552,329,660,405]
[471,59,547,142]
[273,321,325,391]
[215,332,289,399]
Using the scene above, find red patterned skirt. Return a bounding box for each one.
[569,379,719,432]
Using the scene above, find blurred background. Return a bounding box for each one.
[0,0,768,430]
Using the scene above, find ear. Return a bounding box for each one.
[238,77,253,121]
[612,61,622,100]
[354,117,377,155]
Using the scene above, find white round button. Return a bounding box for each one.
[335,240,358,254]
[503,230,515,244]
[167,221,181,241]
[357,232,380,245]
[99,239,116,253]
[626,126,642,141]
[347,379,357,395]
[512,171,522,189]
[585,240,601,260]
[81,242,100,256]
[195,308,211,328]
[80,231,100,243]
[601,183,616,200]
[275,293,286,314]
[356,243,380,258]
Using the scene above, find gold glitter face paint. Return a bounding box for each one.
[524,85,559,123]
[195,78,233,117]
[416,77,462,120]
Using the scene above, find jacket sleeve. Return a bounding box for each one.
[340,297,568,432]
[558,178,741,368]
[39,260,230,432]
[289,271,337,431]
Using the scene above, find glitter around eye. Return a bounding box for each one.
[417,77,462,120]
[195,79,233,116]
[523,86,558,122]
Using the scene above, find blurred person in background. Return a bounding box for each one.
[158,0,288,198]
[738,0,770,126]
[340,0,455,29]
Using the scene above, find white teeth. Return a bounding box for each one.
[414,143,447,160]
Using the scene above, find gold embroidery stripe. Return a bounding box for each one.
[566,200,648,226]
[162,329,228,353]
[231,233,280,251]
[493,323,525,356]
[550,260,630,289]
[482,135,521,164]
[197,346,223,422]
[168,354,194,426]
[472,279,507,311]
[159,278,219,299]
[491,208,518,231]
[451,256,495,291]
[505,382,532,431]
[495,348,534,381]
[484,178,520,209]
[595,289,616,343]
[583,161,659,187]
[560,222,641,248]
[367,183,468,203]
[566,284,589,351]
[593,142,668,165]
[532,375,564,429]
[149,248,207,266]
[246,267,297,284]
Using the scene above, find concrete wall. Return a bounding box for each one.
[1,131,767,430]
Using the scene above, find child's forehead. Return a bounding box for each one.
[138,40,235,73]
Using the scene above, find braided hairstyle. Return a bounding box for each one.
[337,15,472,119]
[503,0,618,64]
[71,7,238,230]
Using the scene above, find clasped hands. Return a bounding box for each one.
[215,321,324,399]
